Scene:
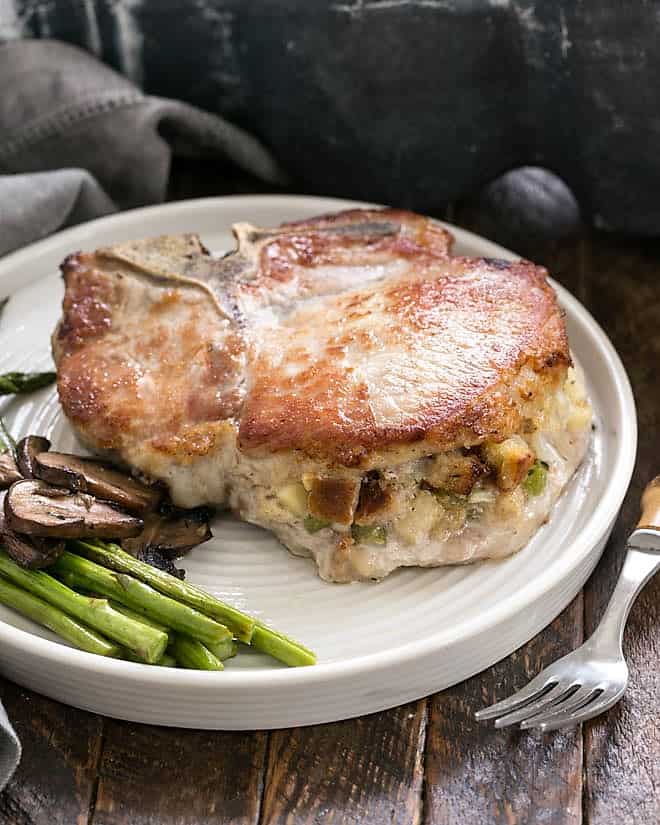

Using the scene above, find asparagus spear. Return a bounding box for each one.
[171,635,224,671]
[72,540,254,641]
[109,601,174,642]
[0,371,56,396]
[0,551,167,663]
[72,541,316,665]
[121,648,178,667]
[250,624,316,668]
[158,652,177,667]
[206,638,238,661]
[54,552,231,646]
[0,574,120,657]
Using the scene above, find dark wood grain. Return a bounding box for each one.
[424,597,583,825]
[90,720,267,825]
[581,236,660,825]
[260,701,426,825]
[0,680,103,825]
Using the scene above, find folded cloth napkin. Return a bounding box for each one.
[0,36,285,789]
[0,38,284,257]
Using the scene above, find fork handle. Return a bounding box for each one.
[592,546,660,650]
[592,478,660,650]
[637,475,660,529]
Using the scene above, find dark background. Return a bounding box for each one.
[2,0,659,236]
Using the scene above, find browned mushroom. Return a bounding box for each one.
[0,490,64,568]
[15,435,51,478]
[135,547,186,580]
[1,529,64,569]
[4,479,144,539]
[121,509,212,558]
[0,453,21,490]
[33,452,162,514]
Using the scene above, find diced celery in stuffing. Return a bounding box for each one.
[523,461,549,496]
[304,515,330,533]
[351,524,387,545]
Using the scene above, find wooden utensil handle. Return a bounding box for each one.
[638,476,660,529]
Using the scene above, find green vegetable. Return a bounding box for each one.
[110,601,174,642]
[71,540,254,642]
[0,371,56,396]
[0,551,167,662]
[251,624,317,667]
[71,540,317,667]
[351,523,387,545]
[206,638,238,661]
[121,648,178,667]
[303,515,330,533]
[156,652,177,667]
[523,460,549,496]
[171,635,224,670]
[54,551,231,647]
[0,573,120,657]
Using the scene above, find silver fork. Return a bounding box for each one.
[475,476,660,732]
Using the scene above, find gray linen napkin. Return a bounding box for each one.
[0,37,285,789]
[0,38,284,257]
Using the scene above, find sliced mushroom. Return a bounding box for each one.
[33,452,162,514]
[354,472,395,525]
[4,479,144,539]
[135,547,185,580]
[2,530,64,569]
[121,508,212,558]
[0,491,63,568]
[16,435,51,478]
[0,453,21,490]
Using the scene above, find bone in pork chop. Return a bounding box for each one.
[53,208,591,581]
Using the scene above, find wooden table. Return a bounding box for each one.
[0,166,658,824]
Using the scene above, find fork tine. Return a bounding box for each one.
[492,682,574,728]
[533,689,623,732]
[474,672,560,722]
[519,686,597,730]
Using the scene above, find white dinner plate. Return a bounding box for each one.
[0,195,636,729]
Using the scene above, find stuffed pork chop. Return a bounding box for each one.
[53,208,592,582]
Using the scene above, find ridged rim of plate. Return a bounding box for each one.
[0,195,637,687]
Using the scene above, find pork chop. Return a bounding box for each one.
[53,208,591,581]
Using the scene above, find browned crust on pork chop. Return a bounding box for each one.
[53,208,569,470]
[238,257,569,463]
[279,208,454,260]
